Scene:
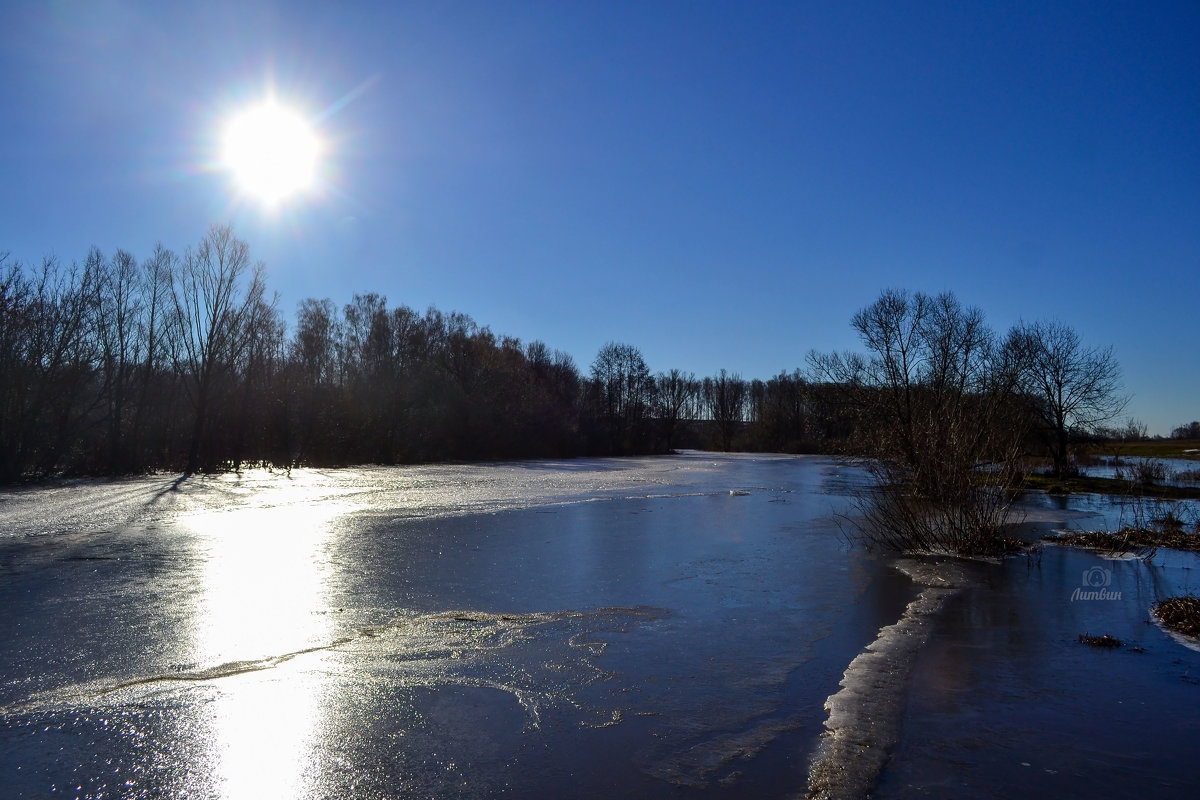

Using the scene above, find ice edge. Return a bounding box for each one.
[806,558,971,800]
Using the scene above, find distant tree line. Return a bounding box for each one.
[0,226,827,480]
[0,228,1146,490]
[1171,421,1200,440]
[1,226,589,480]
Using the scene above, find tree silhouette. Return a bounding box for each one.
[704,369,746,452]
[653,368,699,451]
[1012,320,1126,477]
[169,225,267,472]
[590,342,653,454]
[810,289,1028,554]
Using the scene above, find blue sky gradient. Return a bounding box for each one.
[2,1,1197,433]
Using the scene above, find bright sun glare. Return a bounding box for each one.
[222,102,320,206]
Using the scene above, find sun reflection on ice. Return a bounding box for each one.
[183,497,347,799]
[207,663,324,799]
[189,503,341,660]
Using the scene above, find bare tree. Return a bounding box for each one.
[750,370,811,452]
[170,225,266,472]
[0,254,33,479]
[95,248,145,471]
[1121,417,1148,441]
[341,292,391,383]
[230,294,285,469]
[590,342,653,453]
[704,369,746,452]
[811,289,1027,554]
[292,297,340,386]
[653,368,698,451]
[1012,320,1126,477]
[130,244,176,467]
[21,256,105,475]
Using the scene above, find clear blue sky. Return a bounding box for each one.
[2,1,1197,434]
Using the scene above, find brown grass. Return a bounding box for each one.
[1078,633,1122,648]
[1050,526,1200,557]
[1021,474,1200,500]
[1152,597,1200,639]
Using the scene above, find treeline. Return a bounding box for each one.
[2,226,1154,492]
[0,225,855,482]
[1172,421,1200,440]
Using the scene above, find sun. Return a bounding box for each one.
[222,102,320,206]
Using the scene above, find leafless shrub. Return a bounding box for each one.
[813,290,1029,555]
[1132,458,1171,486]
[853,458,1025,556]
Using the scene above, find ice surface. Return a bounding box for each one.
[0,453,908,799]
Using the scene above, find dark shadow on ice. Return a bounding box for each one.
[144,473,190,510]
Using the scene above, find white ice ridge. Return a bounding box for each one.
[806,558,970,800]
[0,606,668,720]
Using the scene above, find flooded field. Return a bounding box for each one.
[1074,455,1200,487]
[1,454,1197,798]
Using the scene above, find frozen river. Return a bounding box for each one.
[1,453,1197,798]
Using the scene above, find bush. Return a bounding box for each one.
[1153,596,1200,638]
[1129,458,1170,487]
[812,290,1029,555]
[851,459,1025,556]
